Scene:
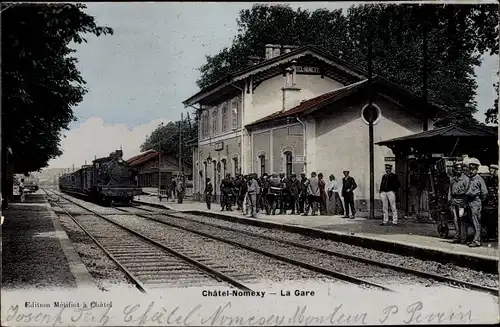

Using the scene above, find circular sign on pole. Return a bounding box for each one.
[362,104,380,123]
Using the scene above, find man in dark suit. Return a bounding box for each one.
[379,164,401,226]
[342,170,357,219]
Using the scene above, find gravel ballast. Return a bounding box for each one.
[55,209,134,291]
[131,205,499,289]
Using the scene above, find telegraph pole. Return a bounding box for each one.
[421,5,429,131]
[367,12,375,220]
[179,113,183,177]
[158,140,161,199]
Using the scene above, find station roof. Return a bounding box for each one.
[376,123,498,147]
[126,150,159,167]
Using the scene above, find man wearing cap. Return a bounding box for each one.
[489,164,498,177]
[465,158,488,247]
[448,162,470,243]
[379,164,401,226]
[342,170,357,219]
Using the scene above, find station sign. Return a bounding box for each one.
[294,155,306,163]
[296,66,320,74]
[214,142,224,151]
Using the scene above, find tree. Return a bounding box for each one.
[140,113,198,169]
[485,71,499,125]
[2,3,113,173]
[195,3,498,126]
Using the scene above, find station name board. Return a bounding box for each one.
[214,142,224,151]
[296,66,320,74]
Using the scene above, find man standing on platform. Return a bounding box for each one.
[448,162,469,243]
[247,173,260,218]
[465,158,488,247]
[379,164,401,226]
[204,178,213,210]
[278,172,288,214]
[304,172,320,216]
[342,170,357,219]
[289,173,300,215]
[220,173,234,211]
[299,172,308,214]
[176,176,185,204]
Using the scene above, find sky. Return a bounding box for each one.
[46,1,498,168]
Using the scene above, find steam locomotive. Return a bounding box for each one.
[58,150,142,205]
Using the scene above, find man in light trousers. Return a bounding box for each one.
[379,164,401,226]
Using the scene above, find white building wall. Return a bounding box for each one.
[314,97,423,204]
[247,74,344,125]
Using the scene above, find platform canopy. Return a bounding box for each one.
[376,122,498,165]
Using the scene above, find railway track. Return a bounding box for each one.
[47,190,400,292]
[124,203,499,297]
[44,190,253,293]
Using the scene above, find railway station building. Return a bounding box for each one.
[126,150,190,189]
[183,44,444,209]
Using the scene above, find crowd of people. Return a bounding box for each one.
[159,176,186,204]
[203,170,362,219]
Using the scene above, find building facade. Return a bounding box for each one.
[184,44,442,208]
[126,150,189,189]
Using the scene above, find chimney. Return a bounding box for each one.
[247,55,260,66]
[272,45,281,58]
[265,44,274,60]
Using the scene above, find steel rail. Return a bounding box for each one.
[45,189,253,292]
[113,207,395,292]
[128,204,499,297]
[44,190,148,293]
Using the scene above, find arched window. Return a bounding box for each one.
[284,151,293,177]
[222,102,228,132]
[233,157,239,176]
[212,107,218,135]
[259,154,266,176]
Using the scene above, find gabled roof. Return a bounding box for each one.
[126,149,156,164]
[376,122,497,146]
[246,76,446,128]
[183,45,366,106]
[127,151,159,167]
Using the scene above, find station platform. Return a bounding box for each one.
[1,192,94,290]
[134,194,499,273]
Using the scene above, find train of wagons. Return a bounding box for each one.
[58,150,142,205]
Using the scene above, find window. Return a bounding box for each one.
[203,111,209,138]
[222,102,228,132]
[284,151,293,177]
[203,161,208,180]
[259,155,266,176]
[231,98,239,130]
[221,159,227,176]
[211,107,218,135]
[233,157,239,176]
[212,160,217,186]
